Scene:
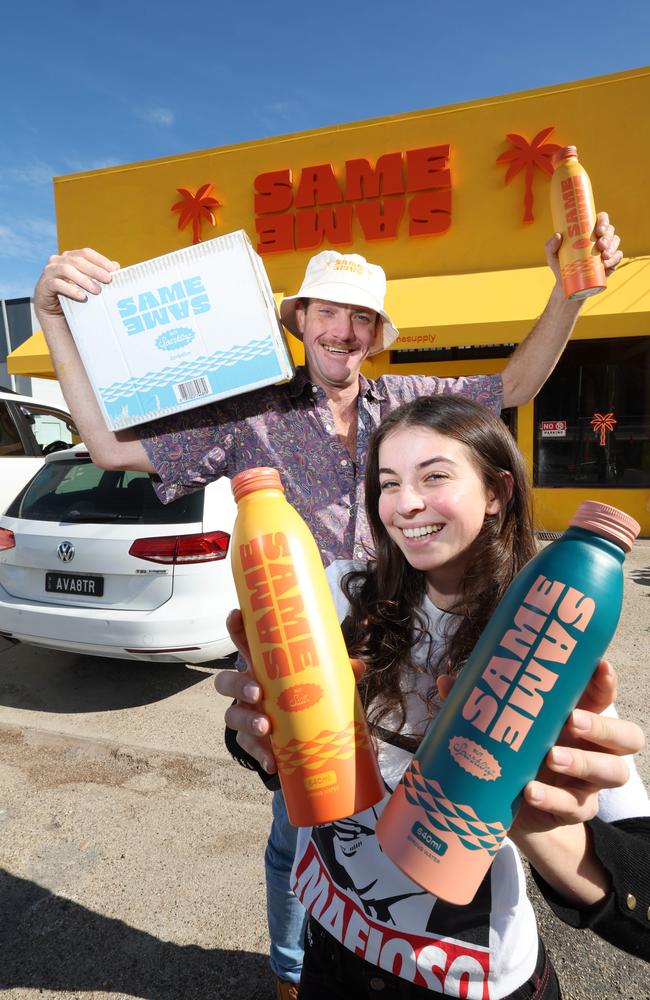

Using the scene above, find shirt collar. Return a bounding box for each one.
[288,366,384,402]
[287,366,313,399]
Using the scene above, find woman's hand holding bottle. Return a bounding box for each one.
[215,608,366,778]
[216,609,277,776]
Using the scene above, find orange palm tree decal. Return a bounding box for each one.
[496,127,561,223]
[172,183,221,244]
[591,412,617,446]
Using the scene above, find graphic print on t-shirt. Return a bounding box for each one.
[293,791,493,997]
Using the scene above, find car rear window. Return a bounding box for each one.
[5,459,204,525]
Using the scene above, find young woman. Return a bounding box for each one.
[221,396,649,999]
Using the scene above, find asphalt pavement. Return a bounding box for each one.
[0,540,648,999]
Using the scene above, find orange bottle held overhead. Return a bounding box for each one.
[230,467,384,826]
[550,145,606,300]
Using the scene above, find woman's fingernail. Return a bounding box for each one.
[551,747,573,767]
[252,717,267,735]
[242,682,260,701]
[572,709,592,732]
[263,759,275,773]
[528,783,544,804]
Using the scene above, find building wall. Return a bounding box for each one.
[1,298,37,394]
[54,67,650,293]
[51,67,650,532]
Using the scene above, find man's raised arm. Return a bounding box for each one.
[501,212,622,409]
[34,248,154,473]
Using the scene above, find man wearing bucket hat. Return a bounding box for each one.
[279,250,400,357]
[33,214,622,1000]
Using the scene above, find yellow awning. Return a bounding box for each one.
[8,258,649,378]
[7,329,57,379]
[386,256,650,349]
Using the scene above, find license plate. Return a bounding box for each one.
[45,571,105,597]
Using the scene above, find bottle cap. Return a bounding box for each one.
[569,501,640,552]
[231,466,284,502]
[552,145,578,169]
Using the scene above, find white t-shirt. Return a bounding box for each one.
[291,560,649,1000]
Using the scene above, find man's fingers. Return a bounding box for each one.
[63,246,120,269]
[56,248,120,280]
[595,210,610,233]
[41,256,117,305]
[593,213,622,273]
[545,232,562,264]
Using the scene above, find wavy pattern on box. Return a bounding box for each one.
[99,338,277,402]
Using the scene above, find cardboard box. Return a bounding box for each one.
[60,230,295,430]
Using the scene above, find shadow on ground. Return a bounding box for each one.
[0,868,272,1000]
[630,565,650,588]
[0,646,221,714]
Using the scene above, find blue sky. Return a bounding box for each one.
[2,0,648,300]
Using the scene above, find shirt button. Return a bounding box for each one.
[341,459,348,466]
[324,424,332,432]
[355,547,364,559]
[626,893,637,910]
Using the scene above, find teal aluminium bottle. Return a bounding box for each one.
[375,501,640,905]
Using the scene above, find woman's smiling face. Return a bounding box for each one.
[377,425,502,605]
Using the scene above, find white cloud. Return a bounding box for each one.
[0,218,58,264]
[0,155,125,191]
[60,155,124,175]
[256,99,306,133]
[0,278,34,300]
[0,160,57,189]
[133,105,175,127]
[267,101,301,118]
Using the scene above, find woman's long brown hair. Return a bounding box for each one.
[341,395,537,731]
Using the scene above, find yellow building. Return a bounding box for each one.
[11,66,650,532]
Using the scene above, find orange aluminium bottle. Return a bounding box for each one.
[550,145,606,300]
[230,466,384,826]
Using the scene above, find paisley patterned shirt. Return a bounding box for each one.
[138,366,503,567]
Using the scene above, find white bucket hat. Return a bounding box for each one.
[279,250,399,357]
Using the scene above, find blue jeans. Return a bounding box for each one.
[265,789,308,983]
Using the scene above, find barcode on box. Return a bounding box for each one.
[174,377,210,402]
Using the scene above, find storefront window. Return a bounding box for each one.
[534,337,650,488]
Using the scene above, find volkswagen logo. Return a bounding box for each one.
[57,541,75,563]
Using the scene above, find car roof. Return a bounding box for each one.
[0,387,71,411]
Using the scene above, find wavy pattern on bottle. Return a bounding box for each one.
[274,721,372,776]
[560,257,603,282]
[402,759,508,855]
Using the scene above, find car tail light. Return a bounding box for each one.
[0,528,15,551]
[129,530,230,564]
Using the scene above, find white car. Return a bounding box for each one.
[0,445,238,663]
[0,387,78,514]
